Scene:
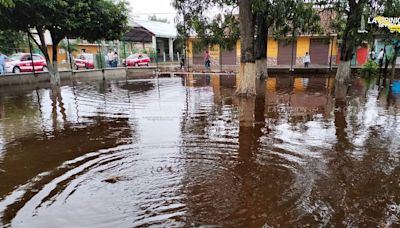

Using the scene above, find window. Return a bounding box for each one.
[21,55,31,61]
[8,54,22,61]
[33,55,42,61]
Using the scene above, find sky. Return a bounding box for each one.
[126,0,177,24]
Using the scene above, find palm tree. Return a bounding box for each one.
[59,38,80,62]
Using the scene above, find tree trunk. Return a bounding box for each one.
[335,0,366,82]
[336,60,351,83]
[255,13,268,79]
[34,28,61,86]
[236,0,256,96]
[336,30,354,82]
[50,43,61,86]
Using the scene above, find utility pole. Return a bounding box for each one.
[27,31,36,74]
[66,37,73,70]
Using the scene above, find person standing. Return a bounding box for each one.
[107,50,114,68]
[112,51,119,68]
[303,52,310,68]
[0,51,6,75]
[204,50,210,69]
[378,48,385,71]
[369,48,376,60]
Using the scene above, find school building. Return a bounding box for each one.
[187,35,339,68]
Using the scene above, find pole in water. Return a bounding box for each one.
[123,40,127,64]
[66,37,73,71]
[27,31,36,75]
[290,37,295,72]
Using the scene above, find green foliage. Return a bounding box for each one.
[59,39,79,54]
[0,30,28,55]
[0,0,129,61]
[272,1,322,42]
[358,59,379,77]
[174,0,322,50]
[0,0,13,7]
[173,0,239,51]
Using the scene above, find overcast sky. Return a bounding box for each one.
[127,0,177,23]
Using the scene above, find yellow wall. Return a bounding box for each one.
[329,37,338,56]
[296,37,310,57]
[188,39,193,58]
[46,46,64,63]
[47,44,99,63]
[267,38,278,58]
[209,44,220,60]
[188,36,336,63]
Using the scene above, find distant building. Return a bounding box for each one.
[187,9,339,68]
[123,20,178,61]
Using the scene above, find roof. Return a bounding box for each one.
[129,19,177,39]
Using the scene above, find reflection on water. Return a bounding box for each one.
[0,75,400,227]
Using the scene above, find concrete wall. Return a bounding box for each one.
[0,67,157,87]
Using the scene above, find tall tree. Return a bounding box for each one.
[236,0,257,95]
[174,0,322,96]
[332,0,368,82]
[0,0,128,86]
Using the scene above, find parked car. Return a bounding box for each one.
[123,54,151,67]
[5,53,48,73]
[74,53,95,70]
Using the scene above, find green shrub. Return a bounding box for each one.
[358,59,379,77]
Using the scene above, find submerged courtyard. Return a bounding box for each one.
[0,74,399,227]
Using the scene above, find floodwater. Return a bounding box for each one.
[0,75,400,227]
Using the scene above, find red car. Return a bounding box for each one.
[5,53,48,73]
[124,54,151,67]
[74,53,95,70]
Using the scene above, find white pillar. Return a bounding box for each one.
[152,36,157,53]
[163,52,166,62]
[169,38,174,61]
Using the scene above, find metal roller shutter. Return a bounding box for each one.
[277,41,297,65]
[221,48,236,65]
[309,38,329,65]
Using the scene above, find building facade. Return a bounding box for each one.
[187,35,339,68]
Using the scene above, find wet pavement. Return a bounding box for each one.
[0,75,400,227]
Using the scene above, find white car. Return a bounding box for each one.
[5,53,48,73]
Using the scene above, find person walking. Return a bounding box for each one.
[180,55,185,70]
[303,52,310,68]
[0,51,6,75]
[204,50,211,69]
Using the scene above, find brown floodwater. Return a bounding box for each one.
[0,75,400,227]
